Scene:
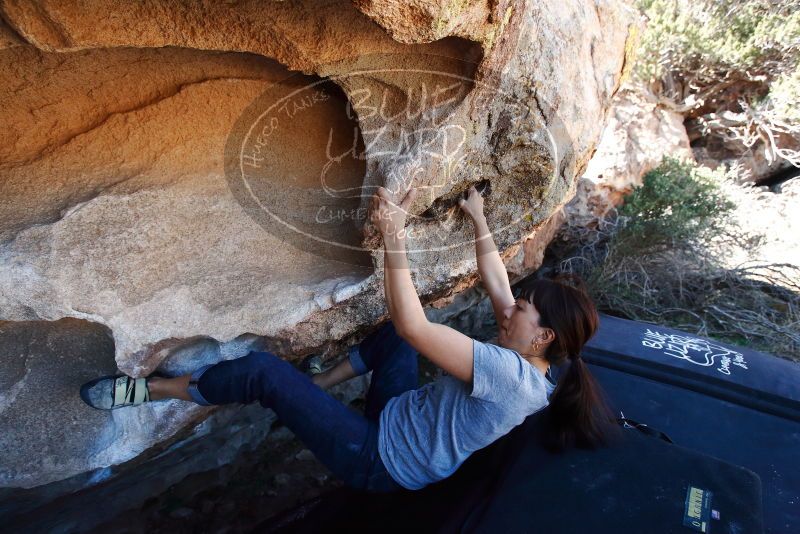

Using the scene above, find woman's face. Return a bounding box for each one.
[498,297,548,354]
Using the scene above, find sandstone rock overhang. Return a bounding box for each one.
[0,0,638,489]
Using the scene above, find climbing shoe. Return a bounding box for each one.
[80,374,157,410]
[301,354,325,376]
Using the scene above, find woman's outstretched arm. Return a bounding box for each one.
[458,186,515,327]
[371,187,474,382]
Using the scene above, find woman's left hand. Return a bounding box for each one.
[370,186,418,241]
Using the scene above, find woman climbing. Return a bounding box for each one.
[80,184,617,492]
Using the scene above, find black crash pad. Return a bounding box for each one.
[263,413,763,534]
[582,314,800,533]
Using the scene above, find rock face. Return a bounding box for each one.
[0,316,368,532]
[0,0,636,492]
[564,85,693,227]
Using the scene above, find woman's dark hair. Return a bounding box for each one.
[516,273,620,452]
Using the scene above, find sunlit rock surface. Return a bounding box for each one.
[564,85,694,227]
[0,0,636,493]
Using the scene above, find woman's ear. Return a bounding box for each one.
[543,328,555,344]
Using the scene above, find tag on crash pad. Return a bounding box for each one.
[683,485,713,532]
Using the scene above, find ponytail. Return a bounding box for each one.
[540,354,619,452]
[516,274,620,453]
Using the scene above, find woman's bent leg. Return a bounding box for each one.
[348,321,419,420]
[189,351,400,492]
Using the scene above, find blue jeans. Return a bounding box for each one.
[186,321,418,493]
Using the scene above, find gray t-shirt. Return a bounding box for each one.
[378,338,556,490]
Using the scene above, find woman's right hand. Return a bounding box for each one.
[458,185,485,221]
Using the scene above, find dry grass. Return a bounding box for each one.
[555,162,800,361]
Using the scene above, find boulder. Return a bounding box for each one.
[564,85,694,227]
[0,0,637,492]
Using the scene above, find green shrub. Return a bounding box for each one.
[770,64,800,124]
[635,0,800,84]
[634,0,800,166]
[613,157,735,252]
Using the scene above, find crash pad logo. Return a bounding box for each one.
[223,52,569,266]
[641,329,748,376]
